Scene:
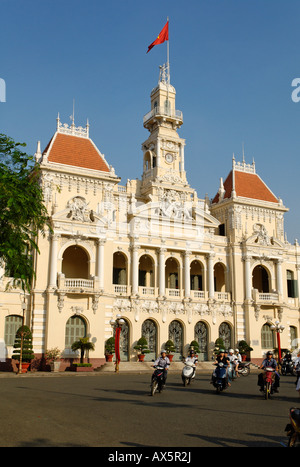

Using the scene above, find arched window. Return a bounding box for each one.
[113,252,127,285]
[4,315,23,346]
[261,323,275,349]
[65,315,86,349]
[253,265,269,293]
[290,326,298,350]
[62,245,89,279]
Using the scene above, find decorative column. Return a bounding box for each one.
[207,252,215,300]
[131,244,139,295]
[296,264,300,301]
[243,253,252,301]
[275,259,283,298]
[184,250,191,298]
[97,239,106,290]
[49,233,60,288]
[158,248,166,297]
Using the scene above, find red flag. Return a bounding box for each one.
[115,326,121,364]
[147,21,169,54]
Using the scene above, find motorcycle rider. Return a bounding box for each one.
[294,349,300,397]
[258,350,280,392]
[152,350,170,387]
[183,349,198,380]
[212,349,230,386]
[228,349,239,380]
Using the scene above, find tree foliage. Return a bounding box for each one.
[0,134,51,292]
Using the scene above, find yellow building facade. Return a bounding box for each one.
[0,65,299,368]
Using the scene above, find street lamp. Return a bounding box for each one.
[270,320,285,362]
[18,296,27,375]
[109,314,125,373]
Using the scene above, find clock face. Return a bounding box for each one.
[165,153,174,163]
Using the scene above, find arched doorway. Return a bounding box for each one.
[194,321,208,361]
[252,265,269,293]
[214,262,226,292]
[139,255,155,289]
[190,260,204,291]
[219,322,232,350]
[114,319,129,361]
[62,246,89,279]
[142,319,157,361]
[113,252,127,286]
[165,257,180,290]
[168,320,183,361]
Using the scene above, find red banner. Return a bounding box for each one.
[115,326,121,363]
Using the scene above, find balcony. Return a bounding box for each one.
[252,289,279,303]
[143,106,183,126]
[57,274,97,293]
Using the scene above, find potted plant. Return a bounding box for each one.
[45,347,61,372]
[105,337,115,362]
[165,339,176,362]
[134,337,150,361]
[214,338,225,356]
[189,340,200,356]
[238,340,253,361]
[12,325,35,373]
[71,337,95,370]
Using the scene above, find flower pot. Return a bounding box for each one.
[105,354,113,362]
[138,354,145,362]
[50,361,61,372]
[167,354,173,362]
[16,362,30,373]
[241,354,247,361]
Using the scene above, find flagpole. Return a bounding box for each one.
[166,16,170,107]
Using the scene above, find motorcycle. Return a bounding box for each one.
[182,360,196,386]
[262,367,276,400]
[285,407,300,447]
[280,358,296,376]
[150,365,165,396]
[237,361,251,376]
[211,363,228,393]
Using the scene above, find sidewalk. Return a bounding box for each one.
[0,361,259,377]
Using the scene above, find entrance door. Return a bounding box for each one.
[168,320,183,361]
[142,319,157,361]
[115,320,129,361]
[194,321,208,361]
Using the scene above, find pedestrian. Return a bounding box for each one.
[294,349,300,397]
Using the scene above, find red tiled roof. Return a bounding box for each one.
[45,133,110,172]
[212,170,278,204]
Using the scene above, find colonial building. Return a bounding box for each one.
[0,64,299,368]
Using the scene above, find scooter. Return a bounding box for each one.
[237,361,251,376]
[211,363,228,393]
[262,367,276,400]
[285,407,300,447]
[182,360,196,386]
[280,358,296,376]
[150,365,165,396]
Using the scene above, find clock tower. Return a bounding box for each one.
[140,63,191,200]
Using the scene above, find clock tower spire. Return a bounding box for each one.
[141,64,188,197]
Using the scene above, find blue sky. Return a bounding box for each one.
[1,0,300,241]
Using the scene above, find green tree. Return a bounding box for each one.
[71,337,95,363]
[0,134,51,292]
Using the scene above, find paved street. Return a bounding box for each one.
[0,370,298,448]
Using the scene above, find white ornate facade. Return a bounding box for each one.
[0,65,299,367]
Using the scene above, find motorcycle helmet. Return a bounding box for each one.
[219,349,225,353]
[161,349,166,355]
[266,351,273,356]
[229,349,234,353]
